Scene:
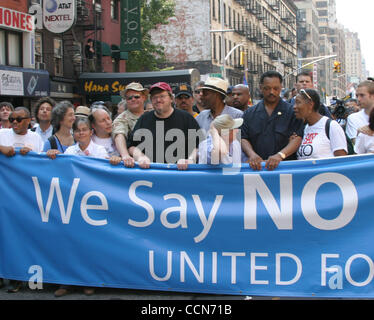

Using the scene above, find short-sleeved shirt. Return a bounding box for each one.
[241,99,305,160]
[196,105,243,133]
[0,128,43,152]
[297,116,347,160]
[112,109,140,139]
[127,108,201,164]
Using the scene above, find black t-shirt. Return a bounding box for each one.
[241,99,305,160]
[127,108,202,163]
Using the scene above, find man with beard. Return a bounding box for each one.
[241,71,304,171]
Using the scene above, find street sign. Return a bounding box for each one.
[120,0,141,52]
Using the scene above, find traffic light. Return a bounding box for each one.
[240,51,245,66]
[333,61,341,73]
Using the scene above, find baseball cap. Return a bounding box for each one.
[149,82,172,94]
[174,84,193,98]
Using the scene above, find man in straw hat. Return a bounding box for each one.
[241,70,304,171]
[196,77,243,133]
[111,82,148,167]
[177,114,243,170]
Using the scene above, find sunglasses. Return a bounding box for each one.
[126,95,141,101]
[300,89,312,101]
[9,116,30,123]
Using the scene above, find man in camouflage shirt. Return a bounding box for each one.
[112,82,148,167]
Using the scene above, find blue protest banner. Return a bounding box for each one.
[0,152,374,298]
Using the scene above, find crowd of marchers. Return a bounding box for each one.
[1,70,374,296]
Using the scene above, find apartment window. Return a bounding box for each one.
[0,30,5,65]
[110,0,119,20]
[213,34,217,60]
[54,38,63,76]
[228,7,231,27]
[35,33,42,63]
[218,35,222,62]
[218,0,221,21]
[8,31,22,66]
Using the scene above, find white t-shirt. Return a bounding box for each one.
[345,109,369,139]
[64,140,109,159]
[354,132,374,154]
[297,116,347,160]
[91,134,119,157]
[0,128,44,152]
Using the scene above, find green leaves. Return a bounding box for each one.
[126,0,175,72]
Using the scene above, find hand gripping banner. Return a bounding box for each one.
[0,152,374,298]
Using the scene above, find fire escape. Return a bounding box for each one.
[62,0,104,76]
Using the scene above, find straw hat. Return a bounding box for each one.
[75,106,91,117]
[200,77,229,97]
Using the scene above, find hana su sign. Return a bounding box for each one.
[82,79,128,94]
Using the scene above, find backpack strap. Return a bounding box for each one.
[48,135,58,150]
[325,118,332,140]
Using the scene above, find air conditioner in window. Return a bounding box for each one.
[35,62,46,70]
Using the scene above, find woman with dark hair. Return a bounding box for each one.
[354,108,374,154]
[294,88,347,159]
[43,100,75,158]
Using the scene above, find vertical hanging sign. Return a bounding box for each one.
[120,0,141,52]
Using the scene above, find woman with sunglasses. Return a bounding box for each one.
[294,88,347,160]
[43,101,76,159]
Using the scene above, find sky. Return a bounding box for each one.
[335,0,374,76]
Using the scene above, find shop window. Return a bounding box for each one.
[54,38,63,76]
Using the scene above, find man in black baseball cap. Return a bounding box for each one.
[174,84,198,118]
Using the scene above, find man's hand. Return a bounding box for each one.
[177,159,192,171]
[122,154,135,168]
[109,156,122,165]
[137,155,151,169]
[247,153,263,171]
[19,147,32,156]
[0,146,15,157]
[265,153,283,171]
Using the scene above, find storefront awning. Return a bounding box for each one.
[0,65,49,97]
[95,40,111,56]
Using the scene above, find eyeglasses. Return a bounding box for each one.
[9,116,30,123]
[194,90,202,94]
[300,89,312,101]
[126,95,141,101]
